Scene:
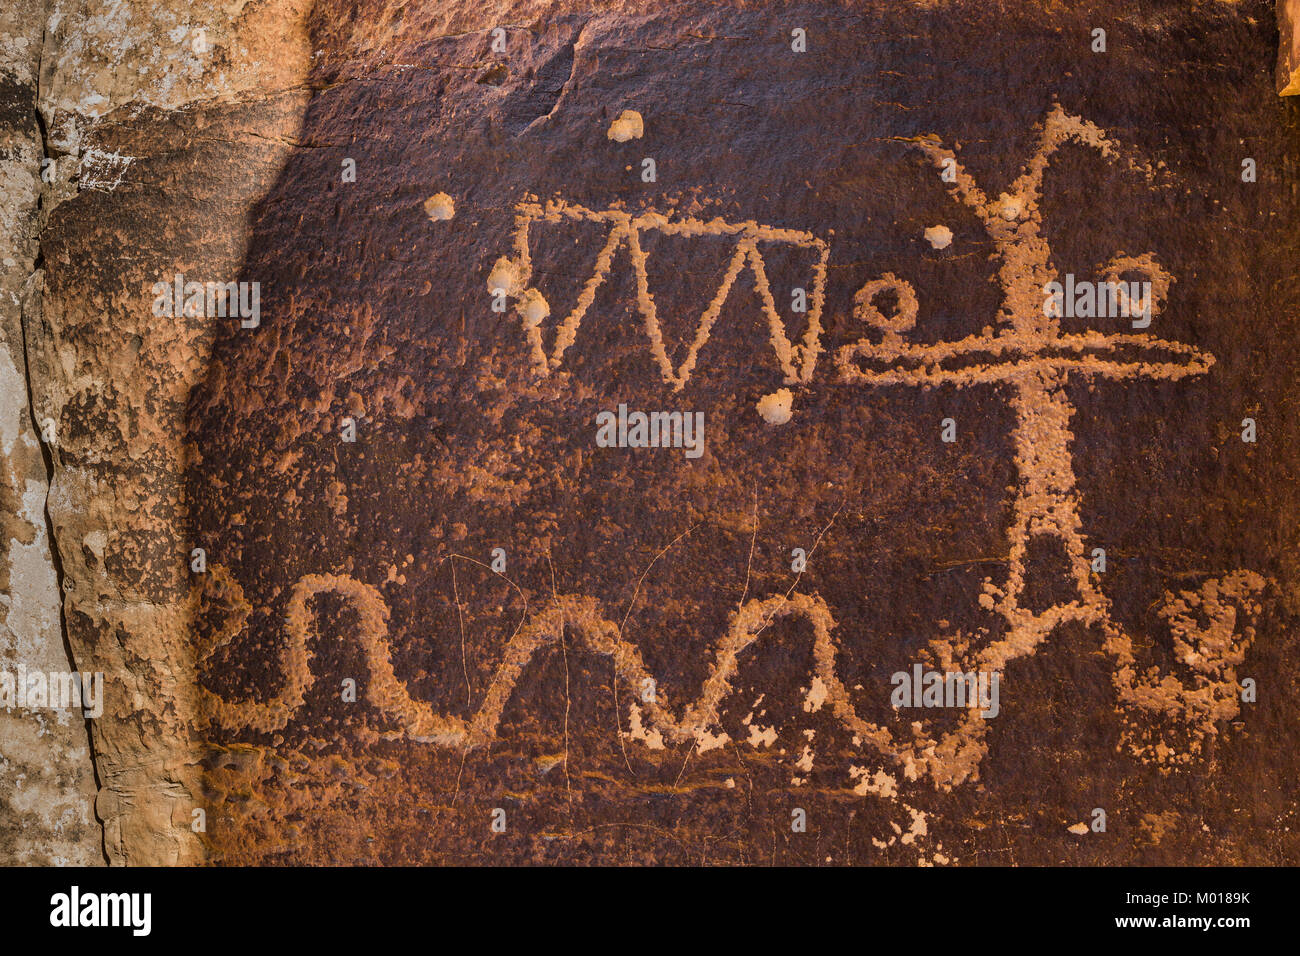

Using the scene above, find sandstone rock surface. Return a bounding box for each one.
[0,0,99,867]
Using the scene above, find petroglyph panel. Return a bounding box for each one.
[168,0,1300,867]
[9,0,1299,867]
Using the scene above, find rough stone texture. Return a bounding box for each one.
[22,0,312,865]
[0,0,100,866]
[1281,0,1300,94]
[2,0,1298,867]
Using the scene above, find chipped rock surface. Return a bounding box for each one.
[178,0,1297,865]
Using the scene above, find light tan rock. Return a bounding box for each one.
[0,0,101,867]
[24,0,313,864]
[1281,0,1300,94]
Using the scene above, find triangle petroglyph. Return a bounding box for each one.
[487,197,831,389]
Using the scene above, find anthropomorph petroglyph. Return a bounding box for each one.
[195,106,1268,794]
[845,103,1266,767]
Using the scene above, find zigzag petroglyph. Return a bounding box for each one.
[487,197,830,390]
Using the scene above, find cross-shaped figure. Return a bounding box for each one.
[835,107,1259,761]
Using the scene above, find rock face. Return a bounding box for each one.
[2,0,1299,866]
[0,0,100,866]
[1281,0,1300,94]
[20,0,312,864]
